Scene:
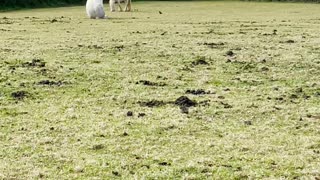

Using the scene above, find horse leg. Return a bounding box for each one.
[125,0,131,12]
[110,0,116,12]
[117,0,123,12]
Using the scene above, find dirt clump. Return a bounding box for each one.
[38,80,63,86]
[114,45,124,51]
[51,19,58,23]
[138,100,167,107]
[185,89,212,95]
[192,56,209,66]
[136,80,166,87]
[261,67,269,71]
[199,42,225,48]
[174,96,198,114]
[226,50,235,56]
[22,59,46,68]
[175,96,197,107]
[220,101,233,108]
[158,162,171,166]
[92,144,104,150]
[127,111,133,116]
[138,113,146,117]
[280,40,295,43]
[11,91,29,100]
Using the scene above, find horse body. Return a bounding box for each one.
[86,0,106,19]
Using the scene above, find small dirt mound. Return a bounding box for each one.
[200,42,225,48]
[51,19,58,23]
[220,101,233,109]
[22,59,46,68]
[192,56,209,66]
[158,162,171,166]
[226,50,235,56]
[186,89,212,95]
[174,96,197,107]
[138,100,167,107]
[38,80,63,86]
[281,40,295,43]
[127,111,133,116]
[114,45,124,51]
[136,80,166,87]
[138,113,146,117]
[11,91,28,100]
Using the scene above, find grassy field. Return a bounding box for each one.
[0,1,320,179]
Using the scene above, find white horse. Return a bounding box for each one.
[86,0,106,19]
[109,0,132,12]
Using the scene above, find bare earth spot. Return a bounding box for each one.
[22,59,46,68]
[174,96,197,107]
[191,56,209,66]
[11,91,29,100]
[138,113,146,117]
[127,111,133,116]
[138,96,199,114]
[92,144,104,150]
[38,80,63,86]
[185,89,213,95]
[198,42,225,48]
[244,120,252,125]
[220,101,233,109]
[280,40,295,43]
[138,100,167,107]
[226,50,235,56]
[136,80,166,87]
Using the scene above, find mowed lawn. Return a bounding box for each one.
[0,1,320,179]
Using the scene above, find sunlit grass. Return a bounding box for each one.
[0,1,320,179]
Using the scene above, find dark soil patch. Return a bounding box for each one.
[112,171,121,177]
[199,100,210,107]
[127,111,133,116]
[11,91,29,100]
[180,106,189,114]
[114,45,124,51]
[89,45,103,49]
[226,50,235,56]
[290,94,298,99]
[22,59,46,68]
[38,80,63,86]
[199,42,225,48]
[191,56,209,66]
[161,32,167,35]
[137,96,200,114]
[92,144,104,150]
[138,100,167,107]
[138,113,146,117]
[218,96,225,99]
[0,20,13,25]
[220,101,233,109]
[185,89,213,95]
[295,87,303,93]
[303,94,311,99]
[175,96,197,107]
[136,80,166,87]
[122,132,129,136]
[280,40,295,43]
[51,19,58,23]
[261,67,269,71]
[158,162,171,166]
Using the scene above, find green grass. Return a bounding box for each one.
[0,1,320,179]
